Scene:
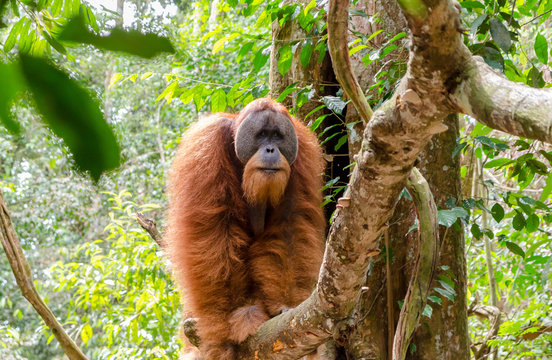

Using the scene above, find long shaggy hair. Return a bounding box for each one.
[165,99,325,359]
[242,151,291,207]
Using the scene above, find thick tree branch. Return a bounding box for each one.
[454,56,552,143]
[0,189,88,360]
[392,168,440,360]
[327,0,373,122]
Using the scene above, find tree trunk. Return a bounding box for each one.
[270,1,470,359]
[269,0,348,222]
[410,114,469,360]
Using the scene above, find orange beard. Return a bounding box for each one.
[242,151,291,207]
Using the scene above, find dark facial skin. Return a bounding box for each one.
[235,109,298,169]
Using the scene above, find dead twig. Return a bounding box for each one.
[136,212,163,247]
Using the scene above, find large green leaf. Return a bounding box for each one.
[278,44,292,76]
[0,63,25,134]
[210,89,227,113]
[19,55,120,181]
[438,207,469,227]
[534,33,548,65]
[490,203,505,223]
[58,16,174,59]
[489,18,511,52]
[504,241,525,258]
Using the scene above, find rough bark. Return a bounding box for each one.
[410,115,469,360]
[327,0,373,122]
[392,168,440,360]
[328,1,468,358]
[342,0,408,157]
[454,56,552,143]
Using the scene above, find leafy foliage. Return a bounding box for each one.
[48,192,180,359]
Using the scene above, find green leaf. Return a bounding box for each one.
[253,48,269,71]
[335,135,348,151]
[322,95,346,115]
[540,173,552,201]
[380,44,398,58]
[512,211,526,231]
[422,304,433,318]
[210,89,227,113]
[17,19,32,54]
[489,18,511,52]
[64,0,73,17]
[237,41,254,63]
[490,203,505,222]
[484,158,513,169]
[19,55,120,181]
[438,207,468,227]
[526,214,539,233]
[3,18,24,53]
[309,114,330,132]
[483,46,504,71]
[428,295,442,305]
[470,122,493,137]
[81,4,99,33]
[212,33,239,54]
[303,0,316,16]
[300,42,312,68]
[366,30,383,42]
[471,223,482,239]
[0,63,25,134]
[43,31,68,55]
[315,40,326,64]
[278,44,292,76]
[349,44,368,58]
[534,33,548,64]
[452,142,467,158]
[80,323,93,345]
[474,136,508,151]
[461,1,485,9]
[193,85,207,112]
[387,32,407,44]
[434,287,455,301]
[276,83,299,102]
[504,241,525,258]
[470,14,487,35]
[462,198,476,209]
[52,0,63,16]
[517,196,535,215]
[58,16,174,58]
[526,159,548,175]
[439,274,455,288]
[156,81,178,103]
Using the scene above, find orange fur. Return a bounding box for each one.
[165,98,325,359]
[242,151,291,207]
